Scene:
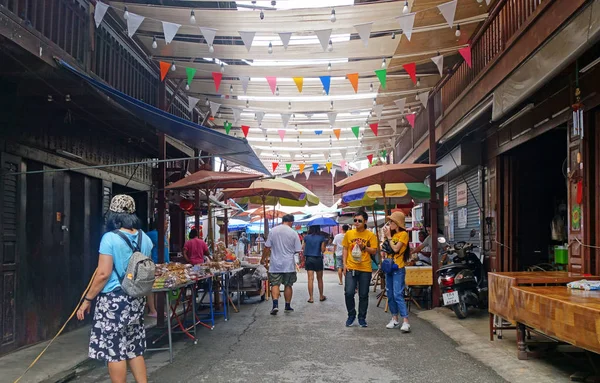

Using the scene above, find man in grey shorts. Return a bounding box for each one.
[332,224,349,286]
[261,214,302,315]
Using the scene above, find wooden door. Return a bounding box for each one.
[500,156,517,271]
[567,117,585,273]
[483,158,499,272]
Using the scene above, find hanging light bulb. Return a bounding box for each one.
[123,6,129,20]
[455,24,461,37]
[186,84,190,91]
[370,83,374,92]
[190,10,196,24]
[209,44,214,53]
[322,88,326,95]
[402,1,409,14]
[268,42,273,54]
[259,9,264,20]
[246,100,250,108]
[381,58,387,69]
[327,39,333,52]
[229,84,234,94]
[152,37,158,49]
[276,86,280,96]
[288,101,292,110]
[415,93,419,101]
[205,97,209,106]
[391,32,396,39]
[330,8,336,22]
[417,78,421,87]
[171,61,176,71]
[220,62,224,73]
[373,98,377,106]
[330,101,334,110]
[327,62,332,71]
[477,0,483,4]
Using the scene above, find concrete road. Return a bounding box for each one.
[75,272,505,383]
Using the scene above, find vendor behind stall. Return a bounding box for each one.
[183,229,211,265]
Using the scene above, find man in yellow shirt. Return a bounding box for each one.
[342,211,377,327]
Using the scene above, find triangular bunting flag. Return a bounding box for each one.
[278,129,286,142]
[318,170,323,176]
[162,21,181,44]
[367,154,374,164]
[186,67,197,86]
[374,105,384,119]
[438,0,458,29]
[340,159,347,170]
[312,164,319,174]
[394,98,407,113]
[290,153,296,161]
[315,29,332,52]
[374,69,387,90]
[304,170,311,180]
[255,149,262,157]
[431,55,444,76]
[485,0,491,4]
[351,126,360,139]
[224,121,232,135]
[159,62,170,82]
[403,63,417,84]
[272,162,279,172]
[188,96,200,111]
[241,125,250,137]
[389,119,397,133]
[354,23,373,47]
[333,129,341,140]
[459,46,472,68]
[398,13,416,41]
[320,76,331,95]
[126,13,145,37]
[299,163,306,173]
[256,111,265,125]
[209,101,221,117]
[418,91,430,108]
[286,163,292,172]
[281,113,291,128]
[279,32,292,50]
[212,72,223,92]
[347,73,359,93]
[340,149,347,159]
[292,171,298,178]
[238,31,256,52]
[266,77,277,95]
[327,112,337,126]
[369,123,379,136]
[94,1,109,28]
[326,162,333,173]
[200,27,217,47]
[293,77,304,93]
[314,130,323,135]
[240,76,250,94]
[381,149,388,158]
[232,108,243,124]
[406,114,416,128]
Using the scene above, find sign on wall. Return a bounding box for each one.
[456,182,468,207]
[458,208,468,229]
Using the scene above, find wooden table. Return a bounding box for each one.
[512,286,600,359]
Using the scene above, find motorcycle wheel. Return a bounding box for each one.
[452,297,468,319]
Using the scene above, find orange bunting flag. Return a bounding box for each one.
[159,61,170,82]
[367,154,374,164]
[369,123,379,136]
[293,77,304,93]
[272,162,279,172]
[333,129,341,139]
[326,162,333,173]
[299,163,306,173]
[347,73,359,93]
[241,125,250,137]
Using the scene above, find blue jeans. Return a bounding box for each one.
[345,270,371,320]
[386,268,408,318]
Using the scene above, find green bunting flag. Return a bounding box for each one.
[375,69,387,90]
[224,121,232,135]
[381,149,387,158]
[286,163,292,172]
[351,126,360,139]
[186,67,197,86]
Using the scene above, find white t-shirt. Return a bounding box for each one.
[265,224,302,273]
[333,233,345,257]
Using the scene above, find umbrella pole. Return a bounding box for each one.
[381,183,389,216]
[206,189,213,252]
[262,195,269,238]
[371,205,382,268]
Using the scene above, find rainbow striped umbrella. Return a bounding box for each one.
[342,183,430,207]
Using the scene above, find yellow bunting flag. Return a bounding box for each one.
[293,77,304,93]
[299,163,306,173]
[326,162,333,173]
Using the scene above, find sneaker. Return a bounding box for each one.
[386,319,400,329]
[345,316,356,327]
[270,307,279,315]
[358,319,368,328]
[284,307,294,313]
[400,322,411,333]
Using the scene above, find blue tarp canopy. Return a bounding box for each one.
[295,216,339,227]
[56,60,269,175]
[228,219,250,232]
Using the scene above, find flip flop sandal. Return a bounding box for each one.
[320,296,327,302]
[307,300,314,303]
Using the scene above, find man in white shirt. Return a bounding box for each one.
[332,225,349,285]
[261,214,302,315]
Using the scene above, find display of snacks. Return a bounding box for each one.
[153,262,211,289]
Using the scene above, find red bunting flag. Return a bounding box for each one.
[367,154,374,164]
[159,62,170,82]
[333,129,341,139]
[272,162,279,172]
[347,73,359,93]
[403,63,417,85]
[406,114,416,128]
[212,72,223,92]
[458,46,472,68]
[241,125,250,137]
[369,123,379,136]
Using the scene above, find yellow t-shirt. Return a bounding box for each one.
[342,229,377,272]
[388,231,409,269]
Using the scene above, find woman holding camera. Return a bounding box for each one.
[381,211,411,332]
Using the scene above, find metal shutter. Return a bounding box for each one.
[447,167,482,243]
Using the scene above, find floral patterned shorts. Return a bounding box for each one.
[89,288,146,362]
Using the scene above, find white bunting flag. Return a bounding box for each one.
[431,55,444,76]
[162,21,181,44]
[290,153,296,161]
[327,112,338,126]
[388,138,395,148]
[316,170,322,175]
[188,96,200,111]
[200,27,217,47]
[374,105,384,119]
[388,119,397,133]
[398,13,416,41]
[485,0,491,4]
[240,76,250,94]
[438,0,458,29]
[292,171,298,179]
[418,91,430,108]
[255,149,262,157]
[238,31,256,52]
[256,111,265,126]
[281,113,292,128]
[278,32,292,50]
[394,98,407,113]
[127,13,145,37]
[94,1,109,28]
[209,101,221,117]
[315,29,332,52]
[304,170,311,180]
[354,23,373,47]
[339,149,348,159]
[232,108,243,124]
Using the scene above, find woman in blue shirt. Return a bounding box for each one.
[303,225,328,303]
[77,195,153,383]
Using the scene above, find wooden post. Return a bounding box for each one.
[157,132,167,326]
[428,97,440,308]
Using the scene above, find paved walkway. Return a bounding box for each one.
[75,272,505,383]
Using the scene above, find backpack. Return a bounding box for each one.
[113,230,156,298]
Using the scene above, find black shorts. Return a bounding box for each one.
[305,256,324,271]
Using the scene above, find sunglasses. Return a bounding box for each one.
[354,219,364,223]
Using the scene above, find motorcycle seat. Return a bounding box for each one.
[438,263,469,271]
